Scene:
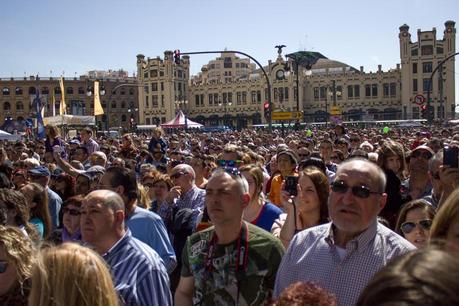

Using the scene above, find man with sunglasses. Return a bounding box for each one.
[274,158,415,306]
[402,145,434,201]
[175,167,284,306]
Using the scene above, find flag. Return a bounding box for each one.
[35,88,45,139]
[94,80,104,115]
[52,89,56,116]
[59,77,66,115]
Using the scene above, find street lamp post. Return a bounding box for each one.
[175,96,189,131]
[128,107,139,132]
[218,99,232,127]
[86,79,105,130]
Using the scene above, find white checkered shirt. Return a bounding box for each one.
[274,221,415,306]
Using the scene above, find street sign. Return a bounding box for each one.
[271,111,302,120]
[330,106,342,116]
[413,94,426,105]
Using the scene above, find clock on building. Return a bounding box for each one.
[276,69,285,80]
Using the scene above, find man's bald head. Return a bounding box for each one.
[85,189,125,213]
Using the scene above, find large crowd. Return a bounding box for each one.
[1,122,459,306]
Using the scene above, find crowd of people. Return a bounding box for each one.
[0,122,459,306]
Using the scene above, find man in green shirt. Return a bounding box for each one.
[175,167,285,306]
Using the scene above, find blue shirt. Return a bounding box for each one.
[252,202,283,232]
[47,187,62,229]
[103,230,172,306]
[126,206,177,273]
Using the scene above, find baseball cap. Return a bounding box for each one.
[28,166,51,177]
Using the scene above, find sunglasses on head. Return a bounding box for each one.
[217,159,241,168]
[401,219,432,234]
[221,166,242,177]
[411,150,432,159]
[170,171,188,179]
[0,261,8,273]
[63,207,81,216]
[331,180,382,198]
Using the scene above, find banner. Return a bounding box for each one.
[94,80,104,116]
[59,77,66,115]
[34,88,45,139]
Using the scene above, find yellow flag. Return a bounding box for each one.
[52,89,56,116]
[94,80,104,116]
[59,77,66,115]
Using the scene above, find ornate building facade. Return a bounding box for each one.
[137,21,456,129]
[0,75,138,130]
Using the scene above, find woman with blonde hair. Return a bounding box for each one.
[29,243,119,306]
[20,182,52,240]
[0,225,35,305]
[430,188,459,255]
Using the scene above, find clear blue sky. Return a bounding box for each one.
[1,0,458,88]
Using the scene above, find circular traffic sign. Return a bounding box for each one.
[413,94,425,105]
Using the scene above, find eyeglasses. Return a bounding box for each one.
[411,150,432,160]
[63,208,81,216]
[400,219,432,234]
[217,159,241,168]
[0,261,8,273]
[331,180,382,198]
[170,172,187,179]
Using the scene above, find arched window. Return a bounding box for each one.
[111,101,117,109]
[54,87,61,94]
[41,87,49,94]
[78,87,85,94]
[16,101,24,111]
[4,102,11,111]
[129,88,134,95]
[2,88,10,95]
[121,114,127,122]
[67,87,74,94]
[29,87,36,95]
[121,101,126,108]
[15,87,23,95]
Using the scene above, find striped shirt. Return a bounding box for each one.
[274,221,415,306]
[103,230,172,306]
[158,185,205,223]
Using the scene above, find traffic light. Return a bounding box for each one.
[263,101,271,119]
[421,104,428,119]
[173,50,181,65]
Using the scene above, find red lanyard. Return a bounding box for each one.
[205,222,249,274]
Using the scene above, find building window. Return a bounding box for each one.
[411,48,418,56]
[160,82,164,91]
[78,87,85,94]
[365,85,371,97]
[111,101,117,109]
[336,86,343,100]
[314,87,320,100]
[67,87,73,94]
[144,72,149,79]
[251,91,257,103]
[152,83,158,91]
[195,95,200,107]
[371,84,378,97]
[422,62,433,73]
[151,70,158,78]
[227,93,232,104]
[223,93,227,103]
[223,57,232,69]
[121,114,127,122]
[144,85,149,93]
[423,78,431,92]
[145,96,149,108]
[15,87,23,95]
[129,88,134,95]
[242,92,247,104]
[413,79,418,92]
[284,88,288,100]
[29,87,36,95]
[437,47,444,54]
[214,93,218,105]
[274,88,278,102]
[152,95,158,108]
[54,87,61,94]
[42,87,49,95]
[236,92,241,104]
[161,95,165,107]
[3,102,10,111]
[348,85,354,99]
[16,101,23,111]
[383,83,390,98]
[390,83,396,97]
[146,118,151,125]
[412,63,417,74]
[2,88,9,95]
[160,71,164,77]
[209,94,213,105]
[257,90,261,102]
[421,45,433,56]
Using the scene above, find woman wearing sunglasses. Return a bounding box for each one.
[49,196,83,245]
[0,225,35,305]
[395,199,436,249]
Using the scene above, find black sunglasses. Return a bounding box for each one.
[0,261,8,273]
[217,159,241,168]
[401,219,432,234]
[331,180,382,198]
[170,171,188,179]
[63,208,81,216]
